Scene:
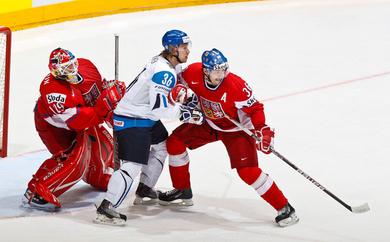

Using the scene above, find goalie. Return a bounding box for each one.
[23,48,126,209]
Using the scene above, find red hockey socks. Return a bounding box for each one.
[169,163,191,189]
[237,167,288,210]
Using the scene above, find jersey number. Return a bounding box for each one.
[162,73,173,87]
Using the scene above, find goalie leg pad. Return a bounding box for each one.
[83,125,114,191]
[26,132,91,207]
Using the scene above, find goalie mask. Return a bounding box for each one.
[202,48,229,90]
[49,48,80,84]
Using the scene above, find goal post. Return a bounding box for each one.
[0,27,11,158]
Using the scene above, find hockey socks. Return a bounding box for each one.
[237,167,288,210]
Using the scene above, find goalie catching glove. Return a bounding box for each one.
[254,125,275,154]
[95,80,126,118]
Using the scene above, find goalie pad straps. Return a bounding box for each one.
[139,140,167,188]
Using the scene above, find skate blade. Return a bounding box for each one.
[158,199,193,207]
[21,197,59,212]
[277,213,299,227]
[93,214,126,226]
[133,196,158,205]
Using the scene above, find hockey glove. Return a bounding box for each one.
[179,105,204,125]
[95,84,123,118]
[254,125,275,154]
[168,84,199,108]
[168,84,188,104]
[102,79,126,97]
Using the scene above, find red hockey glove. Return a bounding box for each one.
[168,84,188,104]
[95,84,123,118]
[115,80,126,97]
[102,79,126,97]
[254,125,275,154]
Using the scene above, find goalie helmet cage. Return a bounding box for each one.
[0,27,11,158]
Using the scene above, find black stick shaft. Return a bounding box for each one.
[270,148,353,211]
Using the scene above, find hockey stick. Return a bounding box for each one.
[223,113,370,214]
[113,34,120,170]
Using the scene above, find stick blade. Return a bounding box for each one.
[351,203,370,213]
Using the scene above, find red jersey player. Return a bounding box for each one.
[23,48,125,210]
[159,48,299,227]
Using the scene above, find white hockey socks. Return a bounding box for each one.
[104,162,142,208]
[139,141,167,188]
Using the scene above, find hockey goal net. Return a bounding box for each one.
[0,27,11,157]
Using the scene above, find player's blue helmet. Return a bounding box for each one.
[162,29,191,51]
[202,48,229,89]
[201,48,229,71]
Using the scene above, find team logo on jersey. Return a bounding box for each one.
[46,93,67,114]
[82,83,101,106]
[200,97,225,120]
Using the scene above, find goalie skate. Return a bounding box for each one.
[275,203,299,227]
[133,183,159,205]
[93,199,126,226]
[158,188,193,206]
[21,189,58,211]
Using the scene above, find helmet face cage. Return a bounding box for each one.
[49,48,79,83]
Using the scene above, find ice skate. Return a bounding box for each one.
[158,188,193,206]
[133,182,159,205]
[21,189,58,211]
[93,199,127,226]
[275,203,299,227]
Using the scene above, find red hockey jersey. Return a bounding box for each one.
[181,62,266,132]
[35,58,105,131]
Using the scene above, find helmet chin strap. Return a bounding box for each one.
[173,53,185,64]
[204,74,222,90]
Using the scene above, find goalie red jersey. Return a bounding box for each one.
[35,58,106,132]
[24,48,125,210]
[181,62,266,131]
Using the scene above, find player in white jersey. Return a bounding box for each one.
[93,30,197,226]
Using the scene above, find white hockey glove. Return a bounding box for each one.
[179,105,204,125]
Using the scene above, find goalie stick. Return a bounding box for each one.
[222,112,370,214]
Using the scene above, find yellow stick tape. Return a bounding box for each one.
[0,0,260,31]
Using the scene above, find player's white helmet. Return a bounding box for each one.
[49,48,80,84]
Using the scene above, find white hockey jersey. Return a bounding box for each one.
[114,55,179,121]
